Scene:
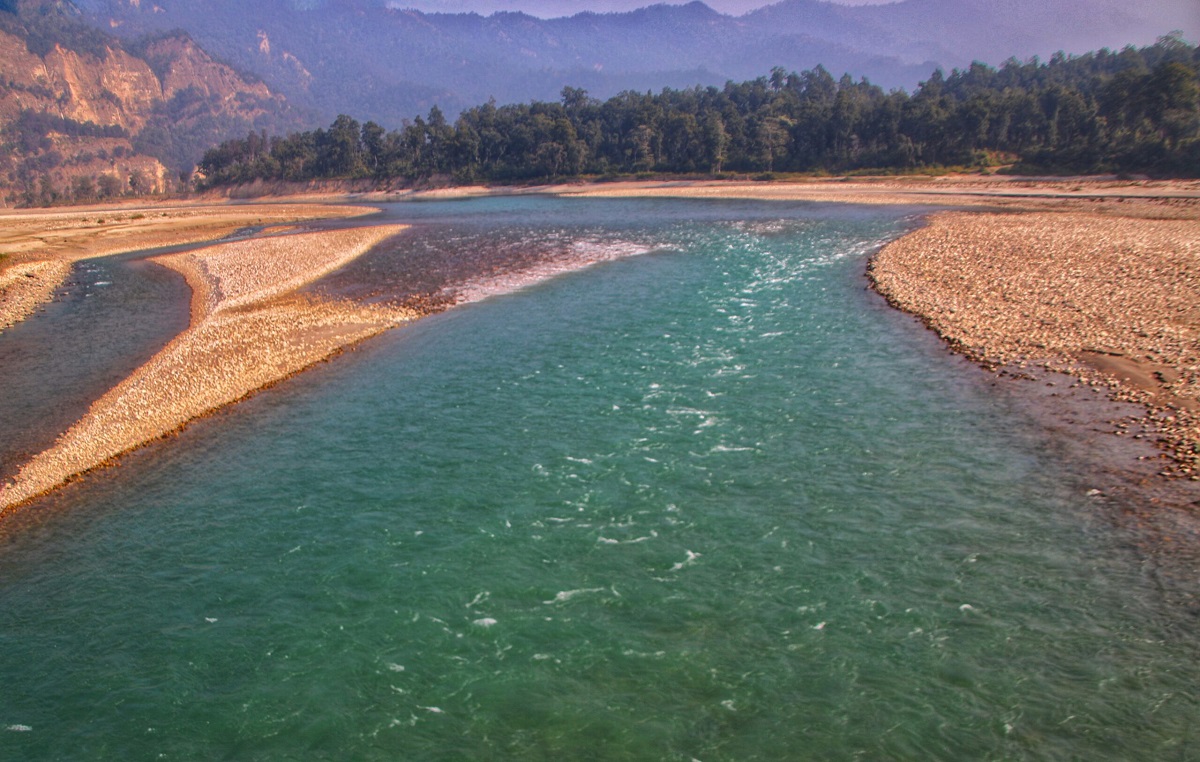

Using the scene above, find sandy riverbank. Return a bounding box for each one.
[0,225,415,514]
[261,174,1200,209]
[549,175,1200,211]
[0,201,376,332]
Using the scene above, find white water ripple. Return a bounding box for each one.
[453,238,664,304]
[543,587,608,605]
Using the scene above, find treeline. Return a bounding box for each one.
[6,110,130,154]
[198,35,1200,186]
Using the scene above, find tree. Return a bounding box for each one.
[97,173,123,198]
[317,114,365,177]
[361,121,386,175]
[71,175,95,202]
[1145,62,1200,147]
[561,86,592,113]
[128,169,152,195]
[629,124,657,171]
[662,112,701,171]
[770,66,787,93]
[702,113,728,173]
[37,175,58,206]
[754,116,790,171]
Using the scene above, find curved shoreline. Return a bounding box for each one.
[0,225,416,515]
[0,202,377,333]
[0,259,74,331]
[534,177,1200,483]
[867,210,1200,481]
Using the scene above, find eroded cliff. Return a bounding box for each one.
[0,3,296,206]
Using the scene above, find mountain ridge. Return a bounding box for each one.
[77,0,1192,127]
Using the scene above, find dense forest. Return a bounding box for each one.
[198,35,1200,186]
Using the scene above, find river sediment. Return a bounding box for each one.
[0,225,417,514]
[0,202,376,333]
[6,181,1200,525]
[868,210,1200,476]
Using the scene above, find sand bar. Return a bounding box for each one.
[0,224,415,514]
[0,201,376,332]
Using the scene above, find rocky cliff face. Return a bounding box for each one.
[0,28,159,129]
[139,33,274,105]
[0,4,297,206]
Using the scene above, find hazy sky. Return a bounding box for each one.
[382,0,1200,29]
[384,0,896,17]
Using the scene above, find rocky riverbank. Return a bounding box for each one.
[868,210,1200,479]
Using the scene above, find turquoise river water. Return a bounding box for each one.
[0,197,1197,760]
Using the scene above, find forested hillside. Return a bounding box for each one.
[197,36,1200,187]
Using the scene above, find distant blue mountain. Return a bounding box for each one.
[78,0,1188,128]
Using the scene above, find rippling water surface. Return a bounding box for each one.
[1,197,1197,760]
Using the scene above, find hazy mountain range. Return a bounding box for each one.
[1,0,1193,202]
[382,0,798,15]
[77,0,1196,127]
[389,0,1185,19]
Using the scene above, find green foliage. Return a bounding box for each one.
[197,37,1200,188]
[5,110,129,145]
